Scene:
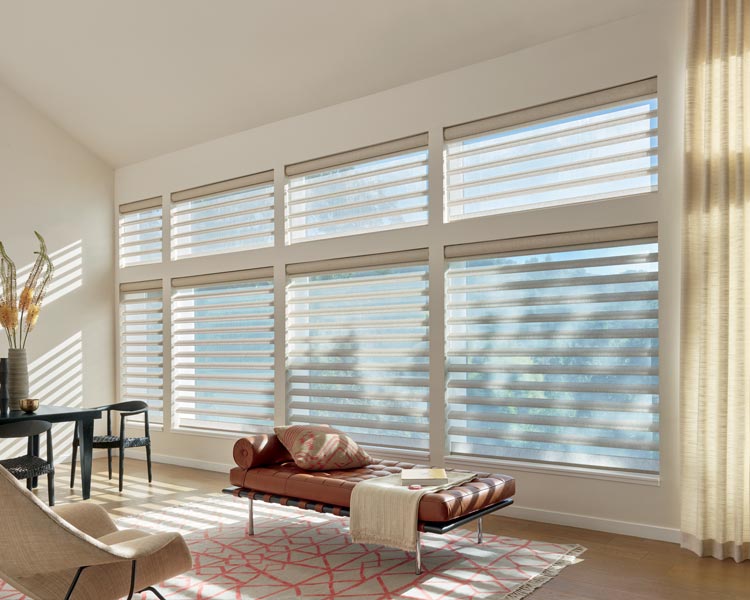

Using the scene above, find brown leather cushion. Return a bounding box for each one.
[230,459,515,523]
[233,435,292,469]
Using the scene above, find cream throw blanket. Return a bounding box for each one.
[349,471,476,552]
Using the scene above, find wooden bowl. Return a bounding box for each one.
[19,398,39,413]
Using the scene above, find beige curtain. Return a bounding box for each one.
[682,0,750,562]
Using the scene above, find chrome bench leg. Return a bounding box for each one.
[477,516,483,544]
[248,497,254,536]
[415,532,422,575]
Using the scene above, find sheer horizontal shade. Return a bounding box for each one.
[119,204,163,268]
[287,261,430,454]
[171,171,273,203]
[286,248,428,276]
[446,223,658,260]
[171,172,274,260]
[285,135,429,244]
[172,278,274,435]
[445,233,659,473]
[120,279,162,293]
[444,79,658,222]
[172,266,273,289]
[119,196,162,214]
[120,287,164,424]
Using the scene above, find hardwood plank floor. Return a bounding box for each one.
[36,458,750,599]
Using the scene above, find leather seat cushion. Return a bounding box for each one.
[230,459,515,523]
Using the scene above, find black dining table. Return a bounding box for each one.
[0,405,102,499]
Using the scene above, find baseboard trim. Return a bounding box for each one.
[131,451,235,474]
[128,452,680,544]
[499,505,680,543]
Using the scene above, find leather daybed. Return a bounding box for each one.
[223,434,516,573]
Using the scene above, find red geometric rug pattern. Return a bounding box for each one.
[0,495,585,599]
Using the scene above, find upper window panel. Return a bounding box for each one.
[285,134,429,244]
[118,197,163,268]
[444,78,658,222]
[171,171,274,260]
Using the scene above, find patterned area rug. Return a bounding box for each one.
[0,494,585,599]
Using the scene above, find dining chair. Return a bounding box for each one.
[0,464,191,600]
[0,420,55,506]
[70,401,152,493]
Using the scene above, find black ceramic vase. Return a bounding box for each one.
[0,357,8,418]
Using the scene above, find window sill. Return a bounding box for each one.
[443,455,660,487]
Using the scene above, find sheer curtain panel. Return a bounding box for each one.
[682,0,750,561]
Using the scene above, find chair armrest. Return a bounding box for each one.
[233,434,291,469]
[108,531,186,560]
[52,503,118,539]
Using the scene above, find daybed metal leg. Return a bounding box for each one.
[415,532,422,575]
[477,516,483,544]
[248,497,254,536]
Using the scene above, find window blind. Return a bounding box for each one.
[118,197,163,267]
[120,280,164,424]
[285,134,429,244]
[171,171,274,260]
[286,251,430,453]
[444,78,658,222]
[445,224,659,473]
[171,268,274,434]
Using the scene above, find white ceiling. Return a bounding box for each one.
[0,0,657,167]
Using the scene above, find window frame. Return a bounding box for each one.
[444,224,660,475]
[114,79,664,484]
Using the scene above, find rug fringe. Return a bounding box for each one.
[502,544,587,600]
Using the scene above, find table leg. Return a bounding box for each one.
[78,418,95,500]
[31,434,40,488]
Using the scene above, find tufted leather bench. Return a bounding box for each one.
[224,434,516,573]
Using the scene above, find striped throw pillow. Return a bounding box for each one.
[274,424,373,471]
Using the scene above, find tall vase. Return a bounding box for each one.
[0,358,8,418]
[7,348,29,411]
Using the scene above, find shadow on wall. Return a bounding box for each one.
[0,241,84,462]
[0,333,83,462]
[16,240,83,306]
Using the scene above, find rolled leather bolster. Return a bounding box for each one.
[233,434,292,469]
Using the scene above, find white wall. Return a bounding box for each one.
[0,80,114,459]
[115,1,687,540]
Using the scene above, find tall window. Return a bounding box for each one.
[285,134,429,244]
[115,79,663,477]
[171,171,274,260]
[118,197,163,267]
[286,252,430,453]
[120,281,164,424]
[171,270,275,434]
[445,224,659,473]
[444,79,658,222]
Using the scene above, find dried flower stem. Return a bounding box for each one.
[0,233,54,349]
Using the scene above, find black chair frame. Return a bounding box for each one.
[0,420,55,505]
[70,401,152,492]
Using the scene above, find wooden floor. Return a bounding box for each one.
[37,458,750,600]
